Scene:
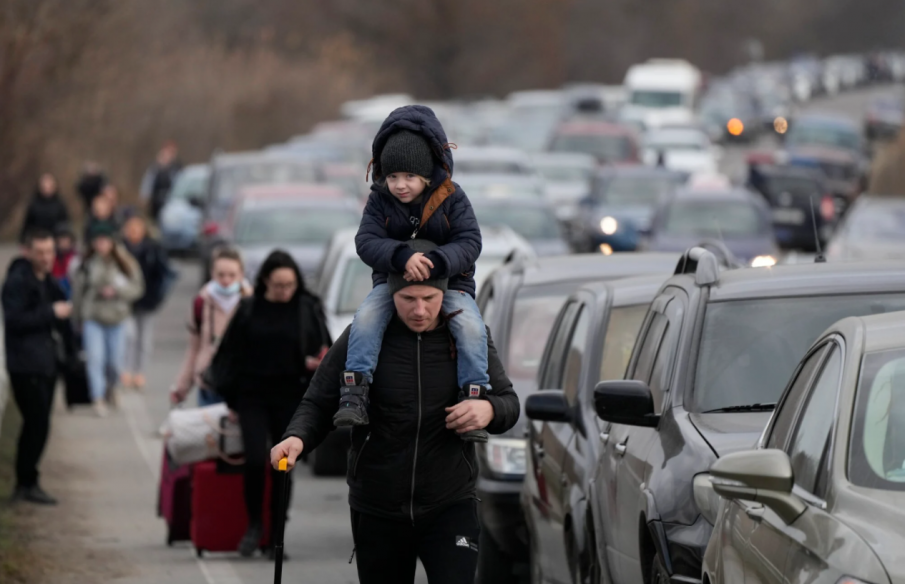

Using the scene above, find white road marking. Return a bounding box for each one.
[121,391,244,584]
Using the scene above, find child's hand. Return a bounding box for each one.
[404,253,434,282]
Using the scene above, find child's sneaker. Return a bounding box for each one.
[457,384,489,443]
[333,371,370,427]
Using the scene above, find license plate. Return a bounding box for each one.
[773,208,805,225]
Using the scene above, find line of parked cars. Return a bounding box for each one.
[473,244,905,584]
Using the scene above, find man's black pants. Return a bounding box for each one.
[9,374,56,488]
[351,499,481,584]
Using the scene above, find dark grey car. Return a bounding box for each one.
[473,253,680,583]
[522,274,669,584]
[590,249,905,584]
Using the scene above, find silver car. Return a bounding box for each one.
[827,195,905,261]
[159,164,209,255]
[704,310,905,584]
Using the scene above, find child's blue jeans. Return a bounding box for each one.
[346,283,490,388]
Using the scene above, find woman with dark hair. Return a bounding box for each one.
[71,222,145,417]
[208,249,330,557]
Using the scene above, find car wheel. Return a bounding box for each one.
[650,552,669,584]
[477,529,518,584]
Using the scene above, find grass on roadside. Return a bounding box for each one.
[0,403,38,583]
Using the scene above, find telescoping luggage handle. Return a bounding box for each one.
[273,457,290,584]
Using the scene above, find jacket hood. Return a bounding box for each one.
[371,105,454,186]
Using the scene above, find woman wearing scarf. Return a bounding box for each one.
[171,247,251,406]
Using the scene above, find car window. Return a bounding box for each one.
[631,312,668,394]
[234,207,360,245]
[506,285,574,389]
[766,346,828,450]
[213,162,319,203]
[599,304,649,383]
[336,259,373,314]
[849,348,905,491]
[693,294,905,413]
[169,170,209,201]
[648,301,682,413]
[472,205,562,240]
[562,307,590,405]
[539,302,580,390]
[595,176,680,206]
[663,201,764,237]
[847,203,905,242]
[787,346,842,497]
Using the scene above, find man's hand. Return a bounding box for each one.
[404,252,433,282]
[52,301,73,319]
[100,285,117,299]
[271,436,304,470]
[445,400,494,434]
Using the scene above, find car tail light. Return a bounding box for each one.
[820,195,836,221]
[202,221,220,236]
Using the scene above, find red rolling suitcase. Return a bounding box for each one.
[190,460,272,556]
[158,447,193,545]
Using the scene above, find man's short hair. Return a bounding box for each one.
[25,228,54,247]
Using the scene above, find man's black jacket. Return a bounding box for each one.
[283,316,520,523]
[2,258,72,376]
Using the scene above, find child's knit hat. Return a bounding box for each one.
[380,130,434,179]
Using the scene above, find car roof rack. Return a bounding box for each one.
[674,247,721,286]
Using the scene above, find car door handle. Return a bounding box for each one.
[745,504,765,520]
[614,440,628,456]
[599,432,610,445]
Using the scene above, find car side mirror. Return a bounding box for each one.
[710,449,806,525]
[525,390,571,423]
[593,380,659,427]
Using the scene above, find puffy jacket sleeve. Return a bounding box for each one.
[282,326,349,452]
[1,277,55,334]
[484,327,520,435]
[117,251,145,302]
[355,192,407,274]
[431,191,482,278]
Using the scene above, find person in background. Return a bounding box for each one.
[83,184,127,244]
[76,161,108,215]
[121,213,177,391]
[140,141,182,222]
[52,224,78,300]
[20,173,70,245]
[171,247,252,407]
[208,250,330,558]
[72,223,144,417]
[3,229,73,505]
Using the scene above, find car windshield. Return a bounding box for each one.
[169,170,209,201]
[457,180,544,200]
[235,207,360,245]
[507,284,575,386]
[762,176,820,199]
[456,160,526,175]
[646,131,707,152]
[213,162,318,203]
[850,348,905,491]
[596,176,679,206]
[847,204,905,241]
[536,165,593,183]
[473,205,562,240]
[550,134,633,162]
[630,90,684,108]
[787,124,861,152]
[663,200,763,237]
[693,294,905,412]
[337,258,372,314]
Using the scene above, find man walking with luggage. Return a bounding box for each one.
[271,241,520,584]
[3,229,74,505]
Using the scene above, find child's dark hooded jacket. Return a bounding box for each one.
[355,105,482,298]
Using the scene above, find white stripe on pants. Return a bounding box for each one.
[124,311,155,375]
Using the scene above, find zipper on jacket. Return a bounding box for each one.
[352,433,371,479]
[410,333,423,525]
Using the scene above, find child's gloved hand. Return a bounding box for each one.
[404,252,434,282]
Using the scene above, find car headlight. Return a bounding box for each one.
[599,216,619,235]
[693,473,721,525]
[485,438,527,476]
[750,255,777,268]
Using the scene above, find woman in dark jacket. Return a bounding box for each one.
[20,173,70,244]
[209,250,330,557]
